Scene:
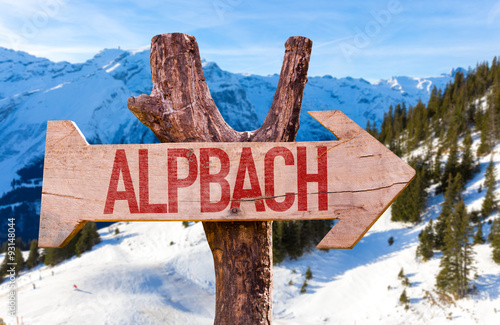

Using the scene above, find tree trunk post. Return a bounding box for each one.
[128,33,312,324]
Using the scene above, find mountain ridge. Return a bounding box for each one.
[0,46,454,241]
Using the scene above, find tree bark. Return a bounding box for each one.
[128,33,312,325]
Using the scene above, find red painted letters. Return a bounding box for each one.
[231,147,265,212]
[265,147,295,212]
[200,148,231,212]
[104,146,329,215]
[139,149,168,213]
[104,149,139,214]
[297,146,328,211]
[168,149,198,213]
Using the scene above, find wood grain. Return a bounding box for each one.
[39,111,415,248]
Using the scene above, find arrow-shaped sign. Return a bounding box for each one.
[39,111,415,249]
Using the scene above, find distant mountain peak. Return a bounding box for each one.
[450,67,467,77]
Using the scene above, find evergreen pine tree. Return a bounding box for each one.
[482,157,497,217]
[391,159,428,223]
[398,267,405,280]
[434,174,464,250]
[43,248,59,266]
[272,221,286,264]
[391,181,417,222]
[44,222,100,265]
[379,106,394,145]
[300,280,308,293]
[14,247,24,275]
[0,253,8,283]
[477,105,497,156]
[305,266,313,280]
[436,200,475,298]
[366,120,372,135]
[26,239,39,270]
[299,220,312,253]
[460,129,477,182]
[427,86,439,118]
[488,218,500,264]
[432,148,443,184]
[439,141,460,194]
[473,222,486,245]
[416,219,435,261]
[399,289,409,306]
[285,221,303,260]
[15,238,28,251]
[371,121,378,138]
[75,222,101,257]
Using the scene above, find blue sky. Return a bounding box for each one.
[1,0,500,81]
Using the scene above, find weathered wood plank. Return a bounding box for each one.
[39,111,414,248]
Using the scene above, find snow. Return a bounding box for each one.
[2,205,499,324]
[106,63,121,73]
[130,45,151,56]
[1,222,216,324]
[44,82,69,93]
[472,93,490,113]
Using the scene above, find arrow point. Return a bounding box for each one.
[315,218,369,249]
[316,178,413,249]
[41,120,89,247]
[46,120,89,148]
[38,211,86,248]
[308,111,364,140]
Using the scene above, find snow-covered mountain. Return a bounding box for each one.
[239,70,455,142]
[0,46,454,241]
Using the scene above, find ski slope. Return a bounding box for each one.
[1,196,499,324]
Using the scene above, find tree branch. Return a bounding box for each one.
[127,33,239,143]
[127,33,312,144]
[127,33,312,325]
[251,36,312,142]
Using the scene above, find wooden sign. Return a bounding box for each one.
[39,110,415,249]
